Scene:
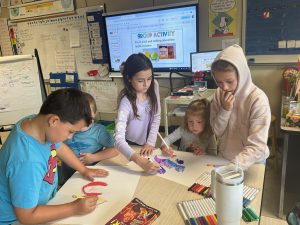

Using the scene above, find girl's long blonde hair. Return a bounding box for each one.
[183,99,213,139]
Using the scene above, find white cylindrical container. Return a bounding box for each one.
[211,165,244,225]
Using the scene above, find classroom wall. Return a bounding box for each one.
[1,0,284,132]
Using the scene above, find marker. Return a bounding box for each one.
[157,132,170,149]
[72,195,107,205]
[178,203,191,225]
[147,157,164,173]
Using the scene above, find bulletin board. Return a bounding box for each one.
[14,6,108,79]
[0,55,43,126]
[245,0,300,60]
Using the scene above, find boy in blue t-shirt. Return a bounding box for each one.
[0,88,109,225]
[62,93,118,183]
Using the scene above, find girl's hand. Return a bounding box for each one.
[140,157,160,174]
[132,154,160,174]
[80,153,96,165]
[161,145,175,157]
[140,144,154,156]
[193,147,204,156]
[187,144,204,155]
[82,168,109,181]
[72,197,98,215]
[220,90,235,111]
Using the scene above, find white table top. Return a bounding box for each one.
[49,150,265,225]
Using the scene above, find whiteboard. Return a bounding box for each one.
[0,55,43,126]
[15,6,106,79]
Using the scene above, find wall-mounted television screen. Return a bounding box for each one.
[190,50,221,72]
[104,3,198,72]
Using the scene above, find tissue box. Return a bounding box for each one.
[285,112,300,128]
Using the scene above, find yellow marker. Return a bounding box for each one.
[72,195,107,205]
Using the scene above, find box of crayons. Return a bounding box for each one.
[188,172,260,207]
[177,198,259,225]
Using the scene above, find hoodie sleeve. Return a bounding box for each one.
[114,98,135,160]
[146,80,161,147]
[210,89,232,137]
[233,94,271,170]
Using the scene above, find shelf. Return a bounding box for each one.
[168,106,187,117]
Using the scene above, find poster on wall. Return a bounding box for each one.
[9,0,74,21]
[208,0,237,38]
[14,6,107,79]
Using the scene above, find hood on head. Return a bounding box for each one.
[212,44,252,96]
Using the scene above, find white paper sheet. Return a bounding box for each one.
[127,150,229,187]
[48,165,141,225]
[55,49,75,72]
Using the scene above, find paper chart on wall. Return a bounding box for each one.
[81,81,119,113]
[16,7,104,79]
[0,55,43,125]
[48,165,141,225]
[127,150,229,187]
[0,18,13,56]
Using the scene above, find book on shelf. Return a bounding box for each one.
[105,198,160,225]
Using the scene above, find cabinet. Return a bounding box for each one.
[163,89,216,135]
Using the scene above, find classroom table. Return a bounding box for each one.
[279,120,300,218]
[49,150,265,225]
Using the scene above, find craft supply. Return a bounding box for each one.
[72,195,107,205]
[242,207,259,222]
[157,132,170,149]
[188,172,212,197]
[177,203,190,225]
[147,157,166,174]
[178,198,217,225]
[82,181,107,196]
[178,198,259,224]
[188,172,260,206]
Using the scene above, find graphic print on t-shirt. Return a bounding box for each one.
[43,144,57,184]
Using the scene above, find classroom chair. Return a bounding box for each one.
[268,114,280,171]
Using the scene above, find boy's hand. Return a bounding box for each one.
[140,144,154,156]
[73,197,98,215]
[82,168,109,181]
[161,145,175,157]
[220,90,235,111]
[80,153,96,165]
